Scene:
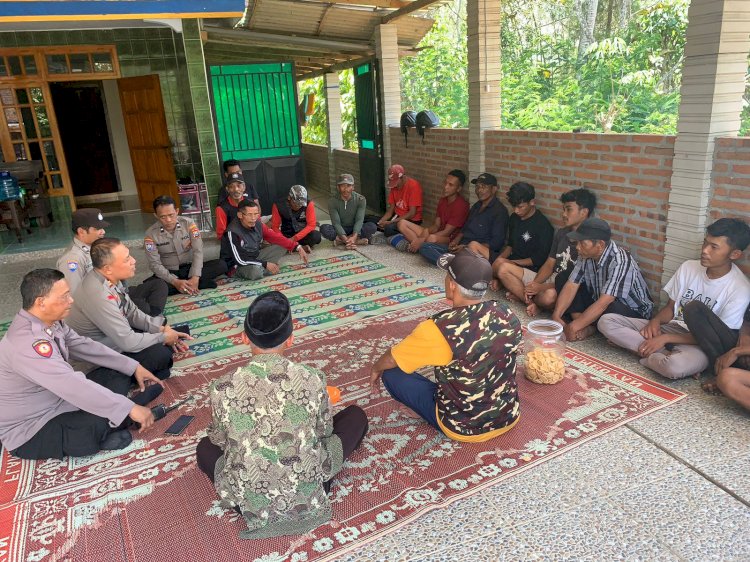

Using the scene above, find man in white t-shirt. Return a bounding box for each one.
[598,218,750,380]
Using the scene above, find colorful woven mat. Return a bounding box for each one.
[0,300,686,562]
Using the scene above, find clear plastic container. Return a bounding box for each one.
[524,319,566,384]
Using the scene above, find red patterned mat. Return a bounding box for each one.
[0,301,686,562]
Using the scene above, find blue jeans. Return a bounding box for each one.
[381,367,440,430]
[418,242,449,266]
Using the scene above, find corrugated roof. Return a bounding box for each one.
[203,0,437,79]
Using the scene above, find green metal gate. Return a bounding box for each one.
[208,62,304,212]
[354,61,385,212]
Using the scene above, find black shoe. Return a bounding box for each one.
[130,384,164,406]
[172,323,191,336]
[100,429,133,451]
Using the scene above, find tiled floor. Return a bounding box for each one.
[1,199,749,560]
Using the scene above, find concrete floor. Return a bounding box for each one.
[1,202,749,561]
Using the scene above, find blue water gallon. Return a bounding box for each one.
[0,170,21,201]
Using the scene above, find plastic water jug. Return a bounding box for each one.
[0,171,21,201]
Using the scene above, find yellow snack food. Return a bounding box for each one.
[525,347,566,384]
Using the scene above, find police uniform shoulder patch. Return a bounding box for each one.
[32,339,53,358]
[189,224,201,238]
[67,261,78,272]
[145,237,155,252]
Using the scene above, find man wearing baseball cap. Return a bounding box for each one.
[215,171,259,239]
[551,218,653,341]
[270,185,321,252]
[197,291,368,538]
[417,172,508,267]
[320,173,378,249]
[370,248,522,442]
[58,208,168,316]
[376,164,423,239]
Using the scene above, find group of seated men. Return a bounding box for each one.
[1,161,750,541]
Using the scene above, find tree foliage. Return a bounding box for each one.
[301,0,750,143]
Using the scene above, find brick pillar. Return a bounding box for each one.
[324,72,344,195]
[467,0,501,202]
[374,24,401,173]
[181,19,222,209]
[661,0,750,284]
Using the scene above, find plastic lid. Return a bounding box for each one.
[527,319,563,337]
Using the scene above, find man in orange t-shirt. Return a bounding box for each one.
[377,164,423,238]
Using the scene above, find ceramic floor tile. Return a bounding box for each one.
[612,470,750,561]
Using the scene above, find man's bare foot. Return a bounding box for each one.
[526,302,540,317]
[302,244,312,253]
[505,291,519,303]
[356,238,369,245]
[701,378,724,396]
[571,325,597,341]
[490,279,499,291]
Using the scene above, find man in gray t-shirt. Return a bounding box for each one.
[523,189,596,316]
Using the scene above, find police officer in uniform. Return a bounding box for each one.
[66,238,191,380]
[0,269,160,459]
[57,208,168,316]
[270,185,321,252]
[215,172,259,239]
[145,195,228,296]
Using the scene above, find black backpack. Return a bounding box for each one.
[416,110,440,143]
[400,111,417,147]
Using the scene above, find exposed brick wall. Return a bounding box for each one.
[485,130,675,297]
[388,127,470,222]
[301,143,330,194]
[710,137,750,276]
[333,149,361,192]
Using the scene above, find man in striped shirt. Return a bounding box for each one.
[551,218,653,341]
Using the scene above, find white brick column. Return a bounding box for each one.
[467,0,501,201]
[324,72,344,195]
[374,24,401,172]
[661,0,750,284]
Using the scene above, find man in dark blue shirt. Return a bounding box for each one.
[419,173,509,265]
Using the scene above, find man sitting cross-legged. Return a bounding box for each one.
[419,172,509,266]
[702,309,750,411]
[320,174,378,249]
[66,238,191,381]
[220,199,309,280]
[391,169,470,253]
[0,269,160,459]
[270,185,321,252]
[145,195,228,296]
[523,188,597,316]
[552,218,653,341]
[599,219,750,380]
[369,248,522,442]
[196,291,368,539]
[492,181,554,297]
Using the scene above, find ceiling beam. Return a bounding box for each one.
[267,0,407,9]
[316,4,334,35]
[381,0,441,23]
[205,25,373,52]
[205,40,356,59]
[296,54,373,81]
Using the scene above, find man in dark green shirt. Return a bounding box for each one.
[320,174,377,250]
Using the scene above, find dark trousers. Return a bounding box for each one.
[129,277,169,316]
[196,405,368,494]
[563,284,647,322]
[297,230,322,247]
[11,367,132,460]
[682,300,746,372]
[164,260,228,296]
[381,368,440,430]
[362,213,422,238]
[320,222,377,241]
[124,343,174,380]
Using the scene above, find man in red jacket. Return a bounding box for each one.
[270,185,321,253]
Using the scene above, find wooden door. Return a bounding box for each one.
[117,74,177,212]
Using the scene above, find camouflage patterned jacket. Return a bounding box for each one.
[207,353,344,539]
[431,300,522,436]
